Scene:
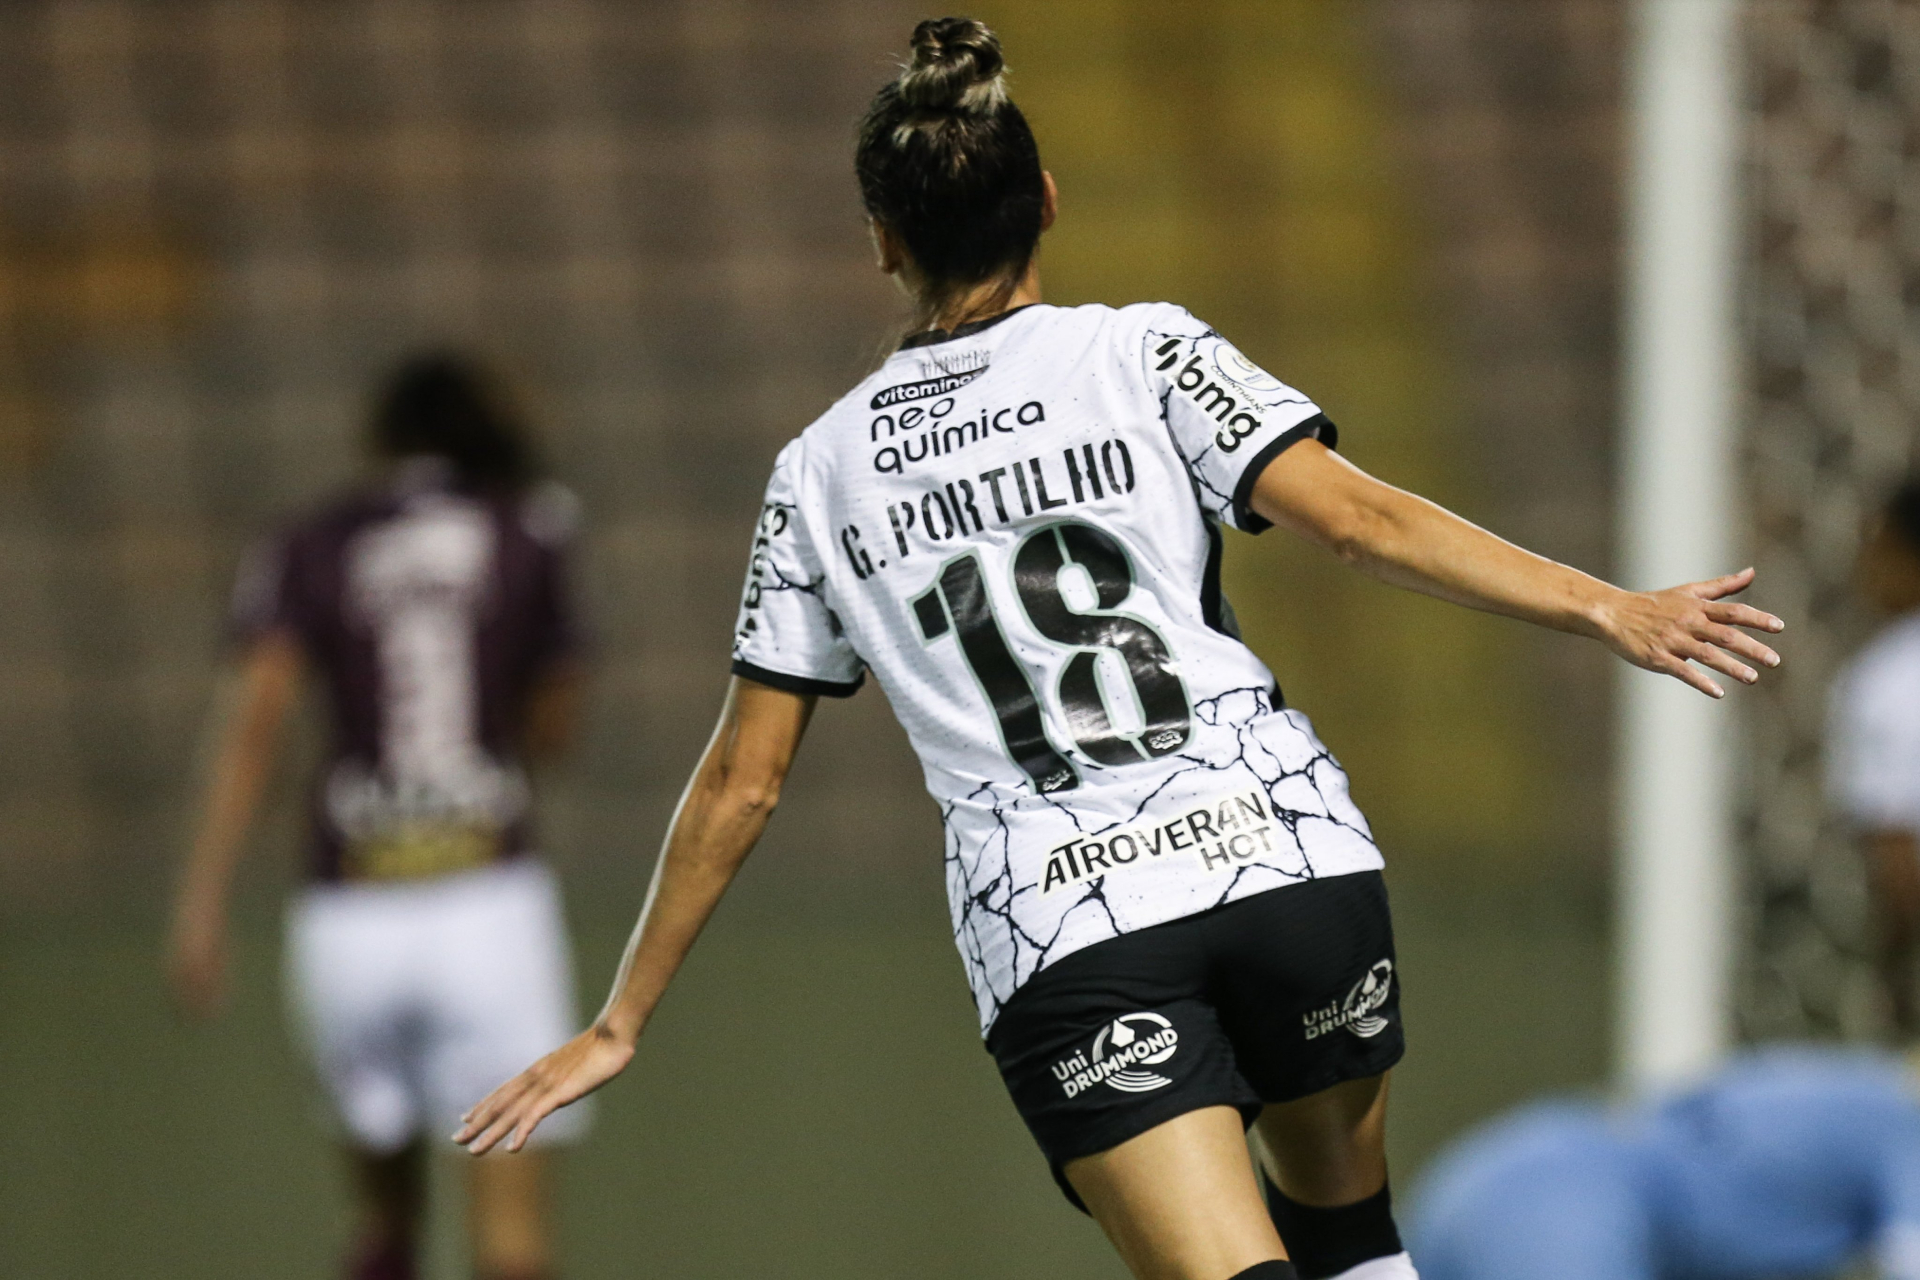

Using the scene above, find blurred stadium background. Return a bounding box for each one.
[0,0,1894,1275]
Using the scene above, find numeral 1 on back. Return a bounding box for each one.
[913,554,1079,794]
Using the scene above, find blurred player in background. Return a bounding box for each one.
[1409,1047,1920,1280]
[1832,481,1920,1037]
[457,18,1780,1280]
[169,353,588,1280]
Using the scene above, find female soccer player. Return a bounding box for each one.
[457,20,1781,1280]
[171,354,589,1280]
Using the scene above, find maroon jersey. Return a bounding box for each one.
[232,464,581,883]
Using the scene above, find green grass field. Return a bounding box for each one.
[0,868,1604,1278]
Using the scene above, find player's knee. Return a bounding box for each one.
[1265,1177,1408,1280]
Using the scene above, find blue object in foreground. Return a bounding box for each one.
[1410,1047,1920,1280]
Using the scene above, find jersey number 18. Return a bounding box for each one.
[911,519,1191,794]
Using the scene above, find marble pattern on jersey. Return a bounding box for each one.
[947,684,1373,1029]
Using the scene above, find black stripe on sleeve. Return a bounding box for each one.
[1231,412,1338,534]
[731,658,866,698]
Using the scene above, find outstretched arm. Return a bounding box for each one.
[1251,441,1783,697]
[456,676,817,1154]
[168,632,305,1018]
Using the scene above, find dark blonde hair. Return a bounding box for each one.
[855,18,1045,318]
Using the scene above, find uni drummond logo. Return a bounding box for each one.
[1052,1013,1180,1098]
[1303,960,1394,1042]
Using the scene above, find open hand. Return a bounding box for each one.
[455,1024,635,1155]
[1597,567,1783,698]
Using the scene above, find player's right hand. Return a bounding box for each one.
[166,902,228,1020]
[455,1024,635,1155]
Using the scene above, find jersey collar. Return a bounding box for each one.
[897,304,1037,351]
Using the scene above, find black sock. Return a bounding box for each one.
[1264,1177,1403,1280]
[1230,1263,1299,1280]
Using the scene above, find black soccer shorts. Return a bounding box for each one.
[985,870,1404,1210]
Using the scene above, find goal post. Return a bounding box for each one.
[1616,0,1742,1089]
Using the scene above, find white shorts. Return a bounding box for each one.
[285,858,591,1153]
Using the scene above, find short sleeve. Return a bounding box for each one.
[1829,645,1920,829]
[730,442,866,697]
[1143,306,1336,533]
[227,533,303,650]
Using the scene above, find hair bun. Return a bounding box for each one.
[899,16,1007,115]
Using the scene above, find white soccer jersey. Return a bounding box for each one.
[1830,612,1920,830]
[732,302,1384,1031]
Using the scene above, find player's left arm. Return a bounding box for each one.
[168,631,306,1018]
[1249,439,1783,698]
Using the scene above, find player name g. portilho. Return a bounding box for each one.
[1040,789,1277,895]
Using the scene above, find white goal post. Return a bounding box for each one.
[1617,0,1742,1089]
